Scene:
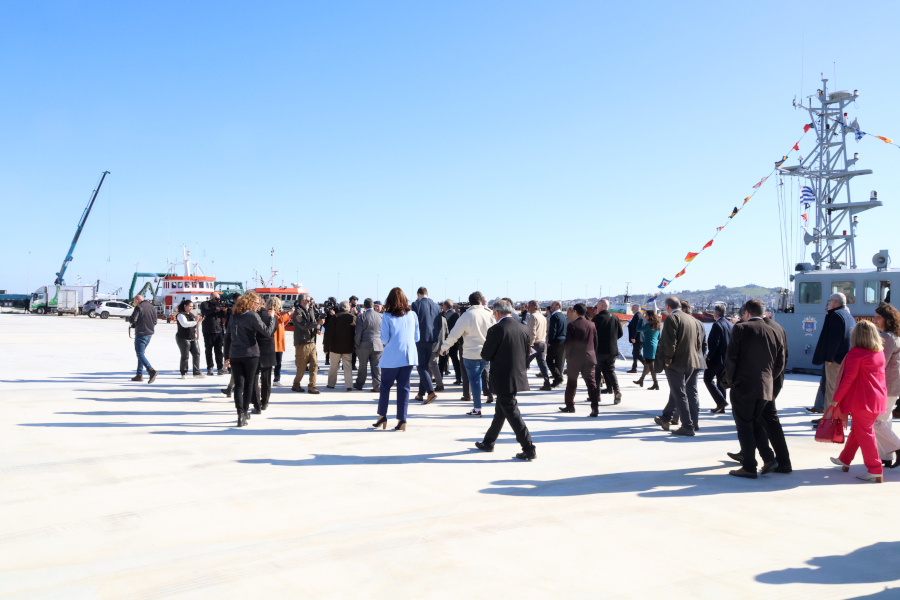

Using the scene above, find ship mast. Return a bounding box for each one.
[781,76,880,270]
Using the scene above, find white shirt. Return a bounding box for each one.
[176,313,198,328]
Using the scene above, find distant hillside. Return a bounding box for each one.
[675,284,780,297]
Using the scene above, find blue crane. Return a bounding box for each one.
[55,171,110,286]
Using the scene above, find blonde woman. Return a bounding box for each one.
[830,320,888,482]
[224,292,277,427]
[271,297,292,386]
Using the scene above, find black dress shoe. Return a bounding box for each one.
[671,427,695,437]
[558,406,575,413]
[727,452,743,463]
[551,379,563,388]
[811,418,821,425]
[252,406,262,415]
[710,406,726,414]
[516,446,537,460]
[760,460,778,475]
[654,416,670,431]
[589,410,599,417]
[773,464,793,474]
[806,407,824,414]
[485,395,494,403]
[540,383,553,391]
[453,380,462,385]
[475,442,494,452]
[434,385,445,392]
[729,468,758,479]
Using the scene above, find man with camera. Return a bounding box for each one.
[292,293,326,394]
[200,291,229,376]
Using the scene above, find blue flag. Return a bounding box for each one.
[658,278,670,289]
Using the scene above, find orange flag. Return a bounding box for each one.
[674,268,686,279]
[743,195,752,205]
[702,240,713,250]
[684,252,699,262]
[876,136,894,144]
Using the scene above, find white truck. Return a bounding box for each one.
[31,285,96,315]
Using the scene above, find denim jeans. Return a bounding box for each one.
[378,366,414,421]
[134,335,153,373]
[464,358,489,410]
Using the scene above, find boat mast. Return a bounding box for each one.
[782,77,879,270]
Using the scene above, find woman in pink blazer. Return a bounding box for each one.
[830,321,888,482]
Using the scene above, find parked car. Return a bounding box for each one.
[83,299,105,315]
[90,300,134,320]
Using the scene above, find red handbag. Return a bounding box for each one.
[815,406,846,444]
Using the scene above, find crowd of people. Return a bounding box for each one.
[123,286,900,479]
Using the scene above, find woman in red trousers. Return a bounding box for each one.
[830,320,888,483]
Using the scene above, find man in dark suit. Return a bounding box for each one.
[546,301,567,387]
[727,314,793,473]
[411,287,442,403]
[474,300,537,460]
[811,292,855,417]
[723,299,785,479]
[704,303,734,413]
[593,299,624,404]
[627,304,645,374]
[559,303,599,416]
[439,300,462,383]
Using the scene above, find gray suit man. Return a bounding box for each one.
[354,298,384,391]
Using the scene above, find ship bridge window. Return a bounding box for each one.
[799,282,822,304]
[831,281,856,304]
[865,281,891,304]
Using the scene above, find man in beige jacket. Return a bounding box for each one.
[525,300,552,390]
[441,291,496,416]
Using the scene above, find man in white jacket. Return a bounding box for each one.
[441,291,496,416]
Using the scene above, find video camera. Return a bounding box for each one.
[318,298,338,316]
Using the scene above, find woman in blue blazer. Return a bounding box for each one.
[373,287,419,431]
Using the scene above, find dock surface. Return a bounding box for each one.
[2,315,898,599]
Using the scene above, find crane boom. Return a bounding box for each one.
[55,171,110,286]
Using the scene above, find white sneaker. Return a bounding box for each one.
[467,409,482,417]
[180,374,187,380]
[273,381,285,387]
[857,472,884,483]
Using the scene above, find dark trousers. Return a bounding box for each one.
[631,341,645,370]
[595,354,619,392]
[704,364,728,408]
[733,397,775,472]
[483,392,534,451]
[258,366,273,408]
[527,342,551,384]
[203,332,224,371]
[448,343,462,380]
[547,341,565,382]
[231,356,259,414]
[415,342,434,394]
[761,399,791,467]
[565,362,599,409]
[378,365,413,421]
[439,353,449,375]
[462,360,491,398]
[176,337,201,375]
[274,351,283,382]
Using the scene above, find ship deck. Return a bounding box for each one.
[1,315,898,599]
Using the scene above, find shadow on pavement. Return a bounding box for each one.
[756,541,900,586]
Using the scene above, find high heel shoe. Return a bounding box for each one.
[394,420,407,431]
[648,383,660,390]
[372,416,387,429]
[634,379,644,388]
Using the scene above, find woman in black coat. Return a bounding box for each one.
[254,298,279,411]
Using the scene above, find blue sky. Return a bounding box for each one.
[3,1,900,303]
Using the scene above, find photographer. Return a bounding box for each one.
[200,291,229,375]
[175,299,205,379]
[292,293,326,393]
[321,296,337,365]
